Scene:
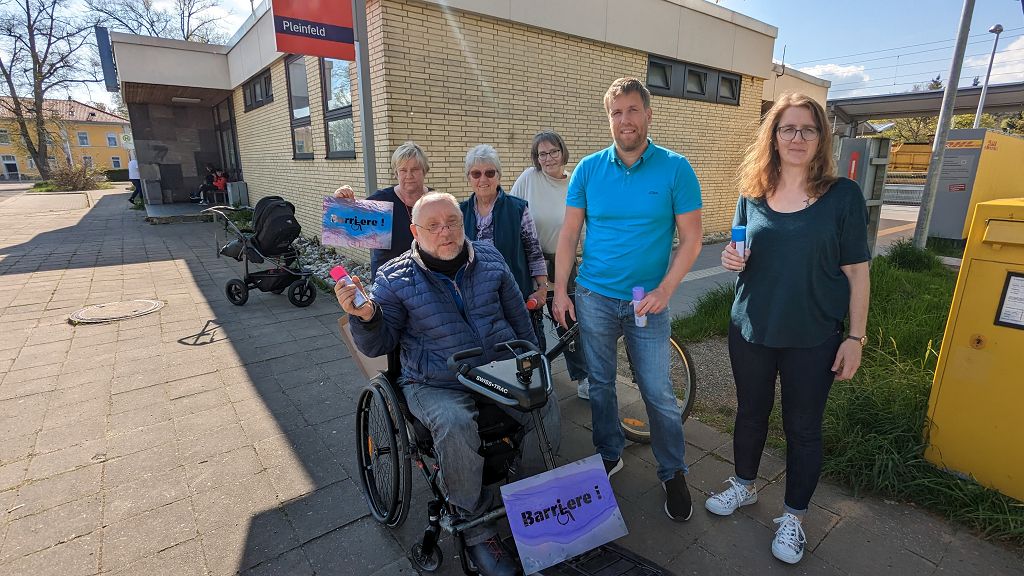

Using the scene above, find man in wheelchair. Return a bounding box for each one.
[336,192,560,576]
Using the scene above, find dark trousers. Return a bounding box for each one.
[128,179,142,202]
[728,323,841,513]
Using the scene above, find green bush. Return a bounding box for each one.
[47,162,108,192]
[105,168,129,181]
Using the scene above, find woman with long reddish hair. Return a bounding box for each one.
[704,92,871,564]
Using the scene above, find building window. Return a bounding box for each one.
[243,69,273,111]
[286,55,313,160]
[111,156,121,168]
[645,55,740,106]
[107,132,118,147]
[82,156,93,168]
[321,58,355,159]
[0,129,9,145]
[77,131,89,146]
[718,73,741,106]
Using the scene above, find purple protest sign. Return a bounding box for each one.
[500,454,627,574]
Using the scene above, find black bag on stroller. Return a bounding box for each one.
[252,196,301,256]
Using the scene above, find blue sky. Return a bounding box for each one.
[717,0,1024,97]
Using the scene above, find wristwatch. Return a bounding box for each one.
[846,334,867,345]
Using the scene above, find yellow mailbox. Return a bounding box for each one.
[925,198,1024,502]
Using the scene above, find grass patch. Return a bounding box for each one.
[30,181,57,192]
[672,283,734,343]
[674,243,1024,546]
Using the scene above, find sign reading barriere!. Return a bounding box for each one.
[272,0,355,61]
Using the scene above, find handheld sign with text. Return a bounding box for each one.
[272,0,355,60]
[500,454,628,575]
[322,196,393,250]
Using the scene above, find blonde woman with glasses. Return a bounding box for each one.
[706,92,871,565]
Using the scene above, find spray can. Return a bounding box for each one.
[330,265,369,308]
[632,286,647,327]
[731,225,746,257]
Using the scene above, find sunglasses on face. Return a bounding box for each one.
[469,169,498,180]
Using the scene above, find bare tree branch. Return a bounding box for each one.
[0,0,98,178]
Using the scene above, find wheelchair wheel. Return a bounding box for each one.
[411,542,443,572]
[355,377,412,528]
[616,336,697,444]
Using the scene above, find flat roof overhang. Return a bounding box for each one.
[121,82,232,107]
[828,82,1024,123]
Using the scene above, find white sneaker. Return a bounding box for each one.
[576,378,590,400]
[771,513,806,564]
[704,477,757,516]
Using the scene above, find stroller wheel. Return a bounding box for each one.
[287,279,317,307]
[225,279,249,306]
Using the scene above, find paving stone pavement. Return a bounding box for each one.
[0,188,1021,575]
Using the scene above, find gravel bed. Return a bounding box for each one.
[684,336,737,419]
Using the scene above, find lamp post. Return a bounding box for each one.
[973,24,1004,128]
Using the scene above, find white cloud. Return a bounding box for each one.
[963,35,1024,85]
[798,63,871,82]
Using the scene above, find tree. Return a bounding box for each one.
[0,0,98,179]
[877,117,938,143]
[87,0,227,43]
[952,113,999,130]
[927,75,943,90]
[1001,112,1024,136]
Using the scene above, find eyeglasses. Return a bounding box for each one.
[469,169,498,179]
[414,221,464,234]
[777,126,820,141]
[537,149,562,160]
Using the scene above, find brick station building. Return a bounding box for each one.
[111,0,828,263]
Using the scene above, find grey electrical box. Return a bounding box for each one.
[837,137,890,255]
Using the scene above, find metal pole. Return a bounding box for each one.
[973,25,1003,128]
[352,0,377,194]
[914,0,975,249]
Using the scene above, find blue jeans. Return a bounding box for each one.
[575,286,687,482]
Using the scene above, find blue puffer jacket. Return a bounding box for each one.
[350,240,537,390]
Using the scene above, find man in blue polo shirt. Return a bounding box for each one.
[553,77,703,521]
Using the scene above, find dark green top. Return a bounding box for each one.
[731,178,870,348]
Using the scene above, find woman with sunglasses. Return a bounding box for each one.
[704,93,871,565]
[509,131,591,400]
[461,144,549,316]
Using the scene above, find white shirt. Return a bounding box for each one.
[509,167,575,254]
[128,159,139,179]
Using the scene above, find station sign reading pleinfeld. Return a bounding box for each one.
[272,0,355,60]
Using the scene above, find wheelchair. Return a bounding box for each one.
[354,340,556,574]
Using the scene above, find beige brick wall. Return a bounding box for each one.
[233,0,763,265]
[378,0,762,234]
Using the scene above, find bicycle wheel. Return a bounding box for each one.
[355,377,412,527]
[617,336,697,444]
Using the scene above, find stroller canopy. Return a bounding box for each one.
[252,196,302,256]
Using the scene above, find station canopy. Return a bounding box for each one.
[828,81,1024,124]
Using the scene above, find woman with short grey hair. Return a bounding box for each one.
[460,144,548,315]
[334,141,433,278]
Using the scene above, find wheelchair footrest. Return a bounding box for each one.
[504,536,669,576]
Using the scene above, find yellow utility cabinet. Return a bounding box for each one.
[925,198,1024,502]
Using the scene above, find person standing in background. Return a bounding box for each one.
[334,141,433,279]
[127,157,142,205]
[510,130,591,400]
